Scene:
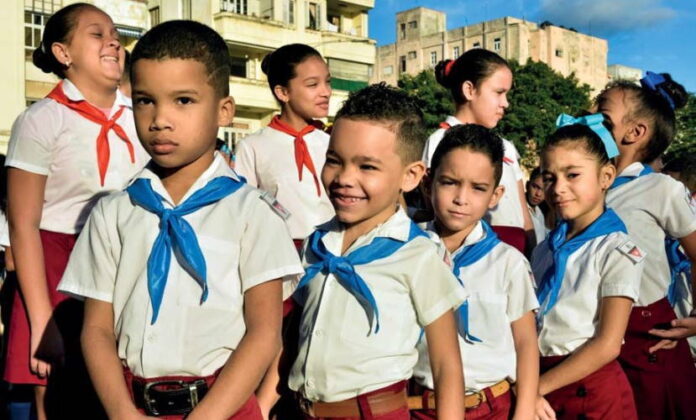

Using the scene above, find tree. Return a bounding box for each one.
[397,70,453,131]
[666,92,696,161]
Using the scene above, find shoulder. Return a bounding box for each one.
[12,99,63,131]
[427,128,446,142]
[594,231,645,265]
[237,127,273,146]
[495,241,531,270]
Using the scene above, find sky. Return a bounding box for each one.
[368,0,696,92]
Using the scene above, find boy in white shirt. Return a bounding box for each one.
[525,167,549,245]
[58,21,302,419]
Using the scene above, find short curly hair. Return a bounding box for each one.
[334,83,426,163]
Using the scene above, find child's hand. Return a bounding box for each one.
[534,395,556,420]
[649,316,696,341]
[29,317,64,378]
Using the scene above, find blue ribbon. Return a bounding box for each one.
[127,176,245,323]
[556,113,619,159]
[537,209,627,316]
[665,238,691,306]
[641,71,676,110]
[451,220,500,343]
[294,221,427,335]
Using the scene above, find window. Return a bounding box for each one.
[383,65,393,76]
[493,37,501,51]
[555,48,563,58]
[149,7,160,26]
[229,56,246,78]
[453,46,460,59]
[407,51,416,59]
[430,51,437,65]
[408,20,418,29]
[283,0,295,24]
[400,23,406,39]
[181,0,191,19]
[24,11,48,60]
[399,56,406,73]
[306,2,320,30]
[221,0,248,14]
[473,41,481,48]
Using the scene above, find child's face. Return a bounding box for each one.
[526,175,545,207]
[59,9,124,86]
[542,145,615,231]
[430,148,504,238]
[463,67,512,129]
[597,88,640,157]
[132,58,234,174]
[322,118,424,235]
[275,56,331,119]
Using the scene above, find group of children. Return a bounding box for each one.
[1,3,695,420]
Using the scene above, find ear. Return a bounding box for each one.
[624,119,649,146]
[401,160,426,193]
[217,95,236,127]
[461,80,476,101]
[51,42,71,66]
[599,163,617,191]
[488,185,505,209]
[273,85,290,104]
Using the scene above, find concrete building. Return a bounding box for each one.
[373,7,609,94]
[608,64,642,84]
[1,0,375,153]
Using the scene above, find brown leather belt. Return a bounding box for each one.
[297,388,408,417]
[407,379,510,410]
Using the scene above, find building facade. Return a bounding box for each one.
[0,0,375,153]
[372,7,609,94]
[608,64,642,84]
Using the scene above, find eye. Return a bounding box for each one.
[92,32,103,38]
[177,97,194,105]
[567,172,580,179]
[474,186,488,192]
[360,164,377,171]
[134,97,152,106]
[438,178,455,186]
[325,156,340,166]
[542,175,554,185]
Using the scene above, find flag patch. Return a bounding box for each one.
[618,240,645,264]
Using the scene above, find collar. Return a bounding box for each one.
[617,162,648,178]
[444,115,463,127]
[132,153,240,207]
[316,207,414,255]
[61,78,132,110]
[423,220,485,255]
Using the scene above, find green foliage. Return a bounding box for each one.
[397,70,453,131]
[667,92,696,161]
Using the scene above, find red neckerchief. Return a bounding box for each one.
[46,81,135,186]
[268,115,324,196]
[439,121,451,129]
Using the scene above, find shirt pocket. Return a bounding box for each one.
[466,292,510,344]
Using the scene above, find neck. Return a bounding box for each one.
[614,154,638,175]
[67,74,118,109]
[566,204,604,240]
[454,106,477,125]
[280,108,314,132]
[340,205,398,254]
[436,219,477,253]
[155,152,216,205]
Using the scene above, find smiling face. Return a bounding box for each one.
[58,8,124,88]
[132,58,234,177]
[431,147,504,244]
[462,66,512,128]
[276,55,331,119]
[322,118,424,237]
[541,143,615,234]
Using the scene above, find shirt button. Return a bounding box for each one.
[314,329,323,337]
[307,379,314,388]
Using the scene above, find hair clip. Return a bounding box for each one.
[640,71,675,110]
[40,41,46,54]
[556,113,619,159]
[444,60,455,77]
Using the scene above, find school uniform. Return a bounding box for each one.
[3,79,148,388]
[532,209,642,420]
[411,220,538,420]
[58,154,304,418]
[289,209,466,419]
[423,116,527,252]
[606,162,696,419]
[528,204,548,245]
[235,117,335,243]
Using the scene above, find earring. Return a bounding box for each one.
[65,60,71,67]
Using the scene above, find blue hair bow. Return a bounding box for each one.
[640,71,675,110]
[556,113,619,159]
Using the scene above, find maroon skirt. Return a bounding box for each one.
[618,297,696,419]
[541,356,637,419]
[490,226,525,254]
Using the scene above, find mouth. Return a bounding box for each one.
[331,192,366,207]
[150,140,178,154]
[447,210,470,218]
[101,55,119,63]
[554,199,573,208]
[317,102,329,110]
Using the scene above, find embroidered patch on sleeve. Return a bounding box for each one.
[617,240,646,264]
[259,191,291,220]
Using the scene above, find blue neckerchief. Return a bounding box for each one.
[451,220,500,343]
[665,238,691,306]
[537,209,627,316]
[610,164,653,190]
[556,113,619,159]
[127,176,245,323]
[294,220,427,335]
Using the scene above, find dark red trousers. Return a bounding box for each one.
[491,226,525,254]
[303,381,409,420]
[619,297,696,420]
[541,356,637,420]
[410,388,512,420]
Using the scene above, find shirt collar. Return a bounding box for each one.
[61,78,132,110]
[131,153,239,207]
[617,161,647,178]
[444,115,463,127]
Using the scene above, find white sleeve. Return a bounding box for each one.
[659,178,696,239]
[504,250,540,321]
[234,139,258,188]
[598,239,643,301]
[5,103,58,175]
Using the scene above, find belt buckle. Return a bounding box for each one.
[468,391,484,409]
[143,380,185,416]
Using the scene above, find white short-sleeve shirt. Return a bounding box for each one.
[0,212,9,249]
[5,79,149,234]
[532,231,643,356]
[58,155,304,378]
[288,209,466,402]
[235,125,335,239]
[529,204,549,245]
[423,116,525,228]
[607,162,696,306]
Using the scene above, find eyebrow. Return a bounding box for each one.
[171,89,199,95]
[354,155,382,164]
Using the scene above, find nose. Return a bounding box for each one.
[321,80,332,98]
[453,185,469,206]
[150,105,173,131]
[501,93,509,109]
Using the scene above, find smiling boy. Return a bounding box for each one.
[58,21,303,419]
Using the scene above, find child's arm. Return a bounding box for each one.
[82,298,151,419]
[256,351,282,419]
[7,168,61,377]
[424,309,465,420]
[538,296,632,397]
[516,179,537,256]
[510,311,539,420]
[187,279,283,419]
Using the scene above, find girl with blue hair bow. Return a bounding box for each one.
[596,72,696,420]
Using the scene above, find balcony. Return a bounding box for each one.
[329,0,375,11]
[213,12,317,51]
[318,31,376,65]
[229,76,278,113]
